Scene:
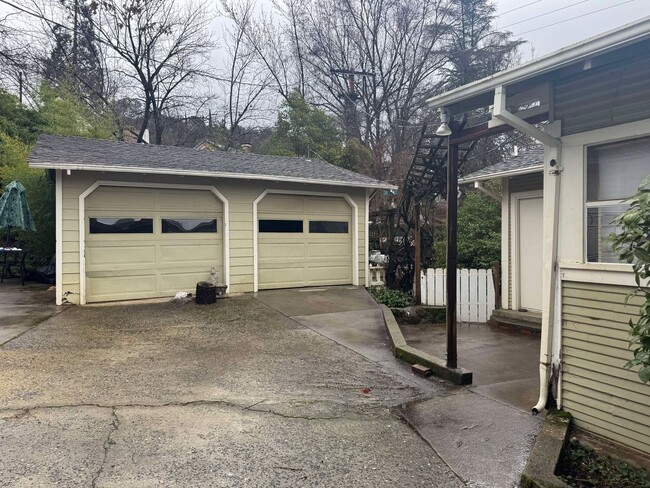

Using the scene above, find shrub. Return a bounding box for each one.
[369,286,412,308]
[610,175,650,383]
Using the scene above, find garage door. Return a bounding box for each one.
[85,186,223,302]
[258,194,352,289]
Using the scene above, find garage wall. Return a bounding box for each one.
[59,171,367,304]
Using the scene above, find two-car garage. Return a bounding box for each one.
[83,186,356,303]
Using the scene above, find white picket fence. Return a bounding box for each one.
[420,268,496,323]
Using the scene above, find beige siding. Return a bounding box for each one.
[60,171,367,303]
[561,280,650,454]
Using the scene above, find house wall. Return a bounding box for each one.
[561,280,649,455]
[59,171,367,304]
[555,42,650,136]
[555,118,650,454]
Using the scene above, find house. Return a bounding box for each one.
[426,17,650,455]
[28,135,394,305]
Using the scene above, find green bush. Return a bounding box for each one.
[369,286,412,308]
[610,175,650,383]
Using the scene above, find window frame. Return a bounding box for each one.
[88,217,154,235]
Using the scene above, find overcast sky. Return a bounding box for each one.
[493,0,644,60]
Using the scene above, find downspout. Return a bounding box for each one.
[490,85,562,415]
[473,181,500,201]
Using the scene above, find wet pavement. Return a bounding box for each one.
[0,278,60,344]
[400,321,540,412]
[0,290,463,487]
[257,287,543,488]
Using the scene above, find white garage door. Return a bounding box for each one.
[85,186,223,303]
[258,194,353,289]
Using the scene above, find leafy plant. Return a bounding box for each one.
[558,442,650,488]
[369,286,412,308]
[610,175,650,383]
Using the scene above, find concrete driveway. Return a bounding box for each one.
[0,290,463,487]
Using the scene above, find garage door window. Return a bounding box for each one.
[309,221,348,233]
[89,218,153,234]
[162,218,217,233]
[259,220,303,233]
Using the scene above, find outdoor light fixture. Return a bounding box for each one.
[435,108,452,137]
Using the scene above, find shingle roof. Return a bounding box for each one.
[28,134,395,190]
[460,149,544,183]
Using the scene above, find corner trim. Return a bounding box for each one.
[55,170,63,305]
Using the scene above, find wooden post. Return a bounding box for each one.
[492,261,501,310]
[414,200,421,305]
[446,133,459,369]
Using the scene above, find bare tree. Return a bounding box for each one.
[218,0,271,149]
[87,0,215,144]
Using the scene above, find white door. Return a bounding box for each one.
[257,194,353,289]
[517,196,543,311]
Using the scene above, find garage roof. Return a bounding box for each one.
[460,149,544,184]
[29,134,396,190]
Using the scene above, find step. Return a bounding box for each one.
[489,309,542,335]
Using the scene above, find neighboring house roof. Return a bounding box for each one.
[29,134,395,190]
[426,16,650,112]
[460,149,544,184]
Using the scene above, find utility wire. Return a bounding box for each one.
[513,0,636,36]
[499,0,544,16]
[500,0,590,30]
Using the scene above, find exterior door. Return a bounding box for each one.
[517,195,543,311]
[257,194,352,289]
[85,186,223,302]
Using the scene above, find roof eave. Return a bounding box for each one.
[459,165,543,184]
[29,161,397,191]
[426,16,650,111]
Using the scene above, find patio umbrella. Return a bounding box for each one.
[0,180,36,233]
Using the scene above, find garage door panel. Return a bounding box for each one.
[307,266,350,283]
[305,197,349,214]
[258,268,306,289]
[159,243,222,263]
[258,242,306,259]
[307,242,350,259]
[87,274,157,300]
[87,188,155,210]
[259,196,306,213]
[87,245,157,266]
[156,189,218,210]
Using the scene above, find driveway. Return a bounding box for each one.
[0,290,464,487]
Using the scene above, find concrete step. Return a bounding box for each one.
[489,309,542,335]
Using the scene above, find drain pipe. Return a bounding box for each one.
[490,86,562,415]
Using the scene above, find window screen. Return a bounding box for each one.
[89,218,153,234]
[162,218,217,233]
[258,220,303,233]
[309,221,349,233]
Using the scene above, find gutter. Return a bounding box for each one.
[28,162,397,191]
[426,15,650,110]
[459,165,543,184]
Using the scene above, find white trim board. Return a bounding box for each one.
[252,189,359,293]
[78,180,230,305]
[55,170,63,305]
[30,162,396,191]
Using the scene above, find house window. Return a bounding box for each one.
[258,220,303,233]
[586,136,650,263]
[162,218,217,233]
[309,221,349,233]
[89,218,154,234]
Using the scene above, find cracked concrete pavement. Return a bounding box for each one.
[0,293,465,487]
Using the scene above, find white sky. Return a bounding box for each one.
[493,0,645,60]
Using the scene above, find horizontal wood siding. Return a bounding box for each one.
[561,280,650,454]
[509,173,543,193]
[555,45,650,136]
[61,171,366,303]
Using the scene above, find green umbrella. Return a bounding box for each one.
[0,180,36,232]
